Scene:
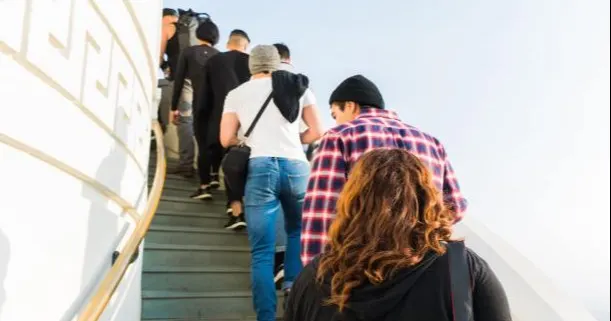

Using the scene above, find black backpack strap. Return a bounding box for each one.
[448,241,474,321]
[244,92,273,138]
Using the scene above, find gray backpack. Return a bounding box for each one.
[176,9,210,52]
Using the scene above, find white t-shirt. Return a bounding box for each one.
[223,77,316,162]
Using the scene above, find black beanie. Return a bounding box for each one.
[329,75,385,109]
[196,20,220,46]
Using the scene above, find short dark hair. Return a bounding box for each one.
[230,29,250,43]
[196,20,219,45]
[330,101,370,112]
[332,101,348,111]
[162,8,177,17]
[273,43,290,60]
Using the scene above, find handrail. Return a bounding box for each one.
[78,120,166,321]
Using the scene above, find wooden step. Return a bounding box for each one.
[146,225,248,247]
[141,291,284,320]
[152,211,229,229]
[156,196,229,213]
[142,266,251,293]
[150,174,199,187]
[143,244,251,268]
[141,316,284,321]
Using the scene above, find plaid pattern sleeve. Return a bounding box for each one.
[438,144,468,222]
[300,132,347,266]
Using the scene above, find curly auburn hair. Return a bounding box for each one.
[316,148,454,311]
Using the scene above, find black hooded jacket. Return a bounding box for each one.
[271,70,309,123]
[285,248,512,321]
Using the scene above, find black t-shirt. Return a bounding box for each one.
[285,247,512,321]
[196,50,250,142]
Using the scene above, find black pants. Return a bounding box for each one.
[196,141,224,185]
[193,121,223,185]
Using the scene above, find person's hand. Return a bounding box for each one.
[169,110,180,125]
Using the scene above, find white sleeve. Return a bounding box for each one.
[223,89,238,114]
[301,88,317,108]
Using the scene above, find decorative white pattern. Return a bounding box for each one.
[0,1,161,320]
[0,0,160,201]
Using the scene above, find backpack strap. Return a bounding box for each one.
[244,92,274,138]
[447,241,474,321]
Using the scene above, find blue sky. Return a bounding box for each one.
[164,0,610,319]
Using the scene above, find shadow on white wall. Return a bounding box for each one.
[0,230,8,316]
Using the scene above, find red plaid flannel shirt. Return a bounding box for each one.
[301,109,468,265]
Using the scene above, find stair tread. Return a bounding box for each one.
[143,290,282,299]
[154,185,199,190]
[150,173,196,181]
[142,316,284,321]
[154,210,226,217]
[158,184,192,190]
[145,243,250,252]
[143,266,250,273]
[149,224,246,235]
[160,185,225,193]
[151,178,198,186]
[161,195,226,204]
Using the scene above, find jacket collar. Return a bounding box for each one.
[356,108,400,120]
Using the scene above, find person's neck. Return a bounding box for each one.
[251,73,271,79]
[227,46,246,53]
[198,41,212,47]
[162,17,176,25]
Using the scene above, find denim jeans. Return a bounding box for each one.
[275,208,286,252]
[176,114,194,169]
[244,157,309,321]
[175,82,194,169]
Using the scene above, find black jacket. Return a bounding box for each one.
[285,247,512,321]
[271,70,309,123]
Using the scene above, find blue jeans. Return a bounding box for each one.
[244,157,309,321]
[275,207,286,252]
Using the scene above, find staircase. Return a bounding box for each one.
[142,148,284,320]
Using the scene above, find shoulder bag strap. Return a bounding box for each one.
[448,241,474,321]
[244,92,273,138]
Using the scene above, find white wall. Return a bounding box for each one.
[456,217,599,321]
[0,0,161,320]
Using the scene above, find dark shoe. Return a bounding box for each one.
[224,213,246,230]
[190,187,212,200]
[210,174,220,189]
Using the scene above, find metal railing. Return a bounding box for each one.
[77,120,166,321]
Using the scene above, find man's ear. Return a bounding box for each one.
[344,101,359,114]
